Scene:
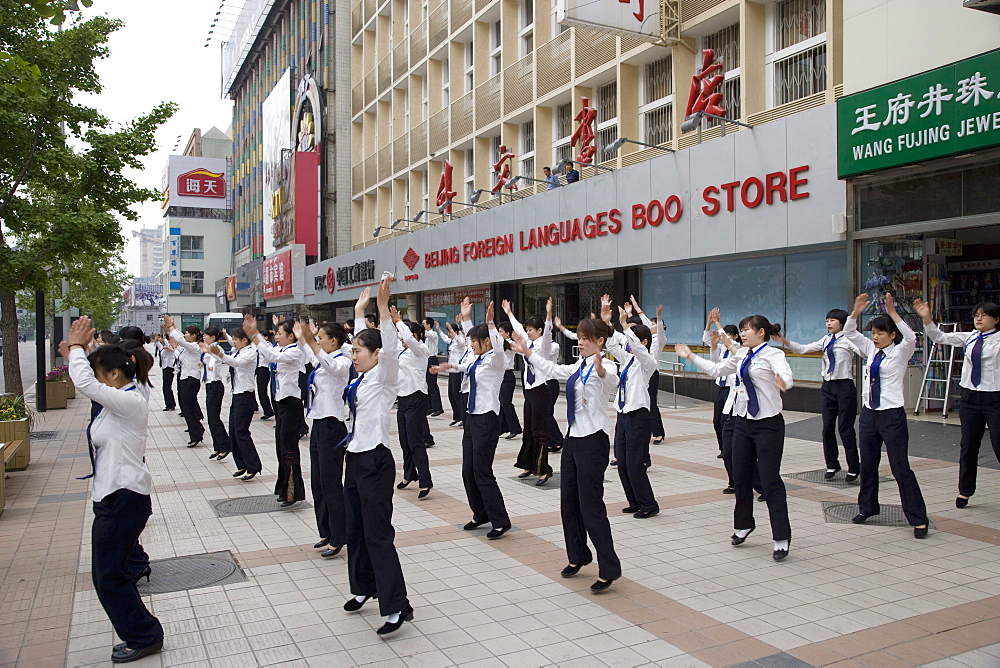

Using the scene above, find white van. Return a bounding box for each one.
[204,312,245,351]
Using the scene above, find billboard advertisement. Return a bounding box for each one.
[262,69,293,257]
[263,249,293,300]
[559,0,662,42]
[163,155,232,210]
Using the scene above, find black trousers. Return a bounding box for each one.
[958,388,1000,497]
[161,366,176,410]
[205,381,232,453]
[255,366,274,417]
[561,431,621,580]
[648,371,665,438]
[722,414,763,493]
[546,379,565,448]
[426,356,443,413]
[858,407,928,526]
[345,445,409,617]
[515,385,552,475]
[311,417,348,545]
[92,490,163,648]
[498,370,522,434]
[177,377,204,442]
[230,392,261,474]
[713,385,729,451]
[397,392,433,488]
[733,415,791,541]
[274,397,306,502]
[447,372,466,422]
[614,408,657,512]
[127,542,150,581]
[821,379,859,472]
[462,411,510,528]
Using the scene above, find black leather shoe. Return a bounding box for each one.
[956,496,969,508]
[430,410,444,417]
[845,472,859,483]
[517,471,533,479]
[633,509,659,519]
[241,472,257,481]
[279,500,300,508]
[914,526,929,539]
[560,558,592,577]
[187,441,202,448]
[449,420,462,426]
[463,519,489,530]
[396,480,412,489]
[133,566,151,584]
[622,506,639,513]
[216,452,229,461]
[376,604,414,635]
[590,577,617,592]
[731,527,755,546]
[505,431,522,440]
[547,445,562,453]
[773,549,789,561]
[111,639,163,663]
[208,452,219,460]
[722,487,735,494]
[609,459,618,467]
[757,495,766,502]
[852,513,874,524]
[716,453,723,458]
[824,466,841,480]
[344,593,377,611]
[322,545,343,557]
[653,436,664,444]
[487,524,511,539]
[418,487,431,499]
[535,473,552,486]
[260,415,273,421]
[314,539,329,549]
[232,469,247,478]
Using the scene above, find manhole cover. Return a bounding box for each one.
[136,551,246,594]
[822,501,933,527]
[784,469,891,489]
[211,494,312,517]
[31,431,60,441]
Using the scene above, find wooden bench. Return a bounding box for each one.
[0,440,24,518]
[3,439,27,472]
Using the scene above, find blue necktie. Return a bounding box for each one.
[78,385,135,480]
[870,349,886,409]
[525,341,537,385]
[467,356,483,413]
[565,361,583,426]
[338,373,365,448]
[718,349,730,386]
[825,335,838,376]
[229,353,237,389]
[617,358,634,410]
[740,346,763,417]
[201,353,208,382]
[270,362,277,397]
[968,332,995,387]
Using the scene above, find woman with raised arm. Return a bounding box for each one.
[296,320,353,557]
[200,326,232,461]
[60,317,164,663]
[163,315,206,447]
[244,315,306,507]
[341,278,414,635]
[676,314,795,561]
[496,322,522,439]
[842,293,929,538]
[915,298,999,509]
[439,318,469,426]
[208,328,263,481]
[627,296,667,445]
[511,315,622,590]
[393,312,435,499]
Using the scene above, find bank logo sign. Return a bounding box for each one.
[837,48,1000,178]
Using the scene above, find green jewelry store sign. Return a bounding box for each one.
[837,49,1000,178]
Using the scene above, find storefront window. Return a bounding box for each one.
[785,251,849,344]
[858,237,924,366]
[422,288,489,355]
[707,256,785,332]
[643,264,706,345]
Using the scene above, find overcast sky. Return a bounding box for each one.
[76,0,238,277]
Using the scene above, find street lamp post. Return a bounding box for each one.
[35,289,46,412]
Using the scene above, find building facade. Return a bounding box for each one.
[131,224,164,279]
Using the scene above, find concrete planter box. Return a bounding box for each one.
[66,377,76,400]
[0,419,30,471]
[45,380,68,410]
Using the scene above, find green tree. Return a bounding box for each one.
[0,2,176,394]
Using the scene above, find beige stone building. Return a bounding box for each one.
[350,0,843,248]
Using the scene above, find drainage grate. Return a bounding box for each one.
[512,474,562,489]
[784,469,891,489]
[31,431,60,441]
[822,501,933,527]
[210,494,312,518]
[37,492,89,504]
[136,551,246,595]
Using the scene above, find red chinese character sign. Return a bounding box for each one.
[491,145,516,192]
[681,49,727,133]
[571,97,598,164]
[163,155,232,210]
[436,159,457,214]
[619,0,644,22]
[177,168,226,198]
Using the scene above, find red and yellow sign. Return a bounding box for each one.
[177,168,226,199]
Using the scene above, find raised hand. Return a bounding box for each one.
[309,321,319,336]
[708,307,720,325]
[57,340,70,359]
[271,314,279,327]
[460,296,472,320]
[69,316,95,348]
[618,305,629,328]
[775,374,788,392]
[709,329,720,348]
[656,304,664,321]
[486,301,495,323]
[884,291,898,316]
[629,294,641,313]
[913,298,933,324]
[242,314,259,338]
[546,297,553,318]
[376,274,392,319]
[292,321,307,342]
[501,299,512,315]
[674,343,693,359]
[593,350,606,377]
[162,314,175,331]
[623,302,633,316]
[600,293,611,309]
[851,293,869,318]
[388,305,401,323]
[509,332,532,356]
[553,316,563,330]
[355,286,372,318]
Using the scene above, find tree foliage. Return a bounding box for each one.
[0,1,176,394]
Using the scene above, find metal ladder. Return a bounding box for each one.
[914,322,961,418]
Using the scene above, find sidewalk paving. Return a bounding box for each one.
[3,364,1000,667]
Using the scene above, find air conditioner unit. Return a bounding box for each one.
[963,0,1000,15]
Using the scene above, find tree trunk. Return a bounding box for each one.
[0,286,24,396]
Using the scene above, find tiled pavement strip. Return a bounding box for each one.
[2,363,1000,667]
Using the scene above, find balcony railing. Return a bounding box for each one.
[503,53,534,114]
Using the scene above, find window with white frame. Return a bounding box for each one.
[519,0,534,57]
[702,23,741,126]
[421,0,428,21]
[180,271,204,294]
[180,235,204,259]
[421,77,428,122]
[464,42,474,93]
[640,56,673,146]
[421,171,429,213]
[464,149,475,202]
[520,120,534,179]
[554,102,573,164]
[441,58,450,107]
[402,87,410,131]
[551,2,568,36]
[768,0,827,107]
[489,21,502,76]
[595,81,618,162]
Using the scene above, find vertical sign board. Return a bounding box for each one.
[837,48,1000,178]
[167,227,181,292]
[262,249,293,301]
[262,69,293,257]
[560,0,661,42]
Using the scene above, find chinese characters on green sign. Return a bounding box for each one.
[837,49,1000,178]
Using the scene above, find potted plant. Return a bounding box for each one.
[0,394,36,471]
[44,368,69,410]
